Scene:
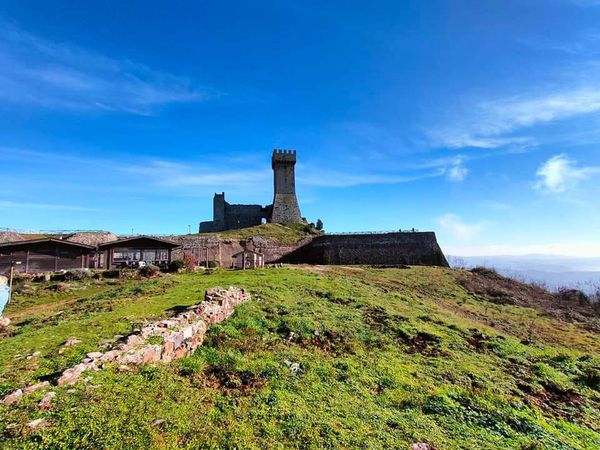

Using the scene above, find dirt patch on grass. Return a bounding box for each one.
[517,380,585,421]
[406,331,443,356]
[309,289,355,305]
[203,367,266,394]
[363,306,408,332]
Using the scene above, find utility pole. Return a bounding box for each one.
[7,262,20,305]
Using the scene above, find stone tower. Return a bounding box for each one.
[271,149,302,223]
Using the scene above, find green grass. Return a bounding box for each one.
[194,222,319,244]
[1,266,599,449]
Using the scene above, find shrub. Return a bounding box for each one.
[102,269,121,279]
[183,254,198,268]
[32,273,51,282]
[139,265,160,278]
[63,269,93,281]
[207,260,219,269]
[120,269,141,280]
[580,367,600,389]
[168,259,186,272]
[471,266,499,277]
[555,288,590,306]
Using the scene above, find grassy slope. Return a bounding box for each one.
[194,222,317,245]
[0,266,599,449]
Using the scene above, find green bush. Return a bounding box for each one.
[168,259,186,272]
[207,260,219,269]
[580,367,600,389]
[139,265,160,278]
[101,269,121,279]
[63,269,93,281]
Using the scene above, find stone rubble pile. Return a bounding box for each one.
[1,286,251,407]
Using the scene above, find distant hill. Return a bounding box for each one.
[448,254,600,293]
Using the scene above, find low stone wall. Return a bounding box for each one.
[1,286,251,406]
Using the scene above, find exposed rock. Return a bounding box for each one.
[23,381,50,394]
[284,360,302,375]
[1,389,23,405]
[64,338,81,347]
[0,316,11,328]
[57,363,91,386]
[86,352,103,359]
[27,418,49,431]
[26,351,41,360]
[411,444,433,450]
[39,391,56,409]
[126,334,144,347]
[151,418,166,428]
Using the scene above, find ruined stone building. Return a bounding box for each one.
[199,149,303,232]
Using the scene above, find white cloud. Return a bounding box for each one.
[444,156,468,181]
[436,213,484,240]
[534,154,599,193]
[429,84,600,150]
[0,21,208,114]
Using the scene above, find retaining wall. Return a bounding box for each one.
[280,232,448,267]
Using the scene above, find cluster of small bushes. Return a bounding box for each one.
[8,256,212,289]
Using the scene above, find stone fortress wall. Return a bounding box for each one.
[199,193,271,232]
[169,232,448,268]
[280,232,449,267]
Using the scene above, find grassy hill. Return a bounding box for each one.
[194,222,320,244]
[1,266,599,449]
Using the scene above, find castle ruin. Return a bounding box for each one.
[199,149,303,232]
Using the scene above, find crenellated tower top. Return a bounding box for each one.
[272,149,297,168]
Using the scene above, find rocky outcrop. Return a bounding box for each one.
[1,286,251,405]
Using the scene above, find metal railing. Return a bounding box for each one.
[324,229,421,235]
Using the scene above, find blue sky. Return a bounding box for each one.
[1,0,600,256]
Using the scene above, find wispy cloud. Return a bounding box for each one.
[534,153,600,193]
[428,57,600,150]
[428,86,600,149]
[442,155,468,181]
[0,21,210,114]
[436,213,484,240]
[297,167,441,187]
[124,160,272,189]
